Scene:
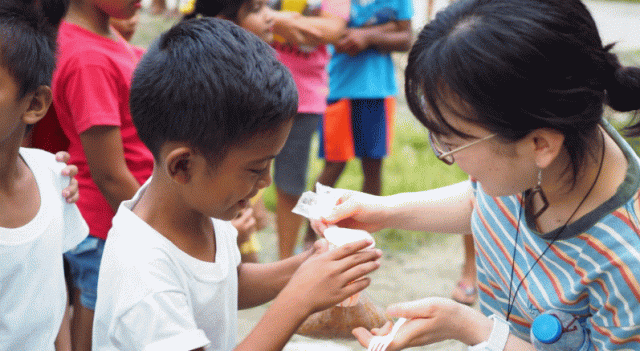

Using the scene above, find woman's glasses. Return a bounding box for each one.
[428,132,496,165]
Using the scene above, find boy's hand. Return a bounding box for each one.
[56,151,79,204]
[233,208,257,244]
[281,238,382,315]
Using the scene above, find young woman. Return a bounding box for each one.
[313,0,640,349]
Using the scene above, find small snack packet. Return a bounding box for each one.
[293,184,376,306]
[292,183,350,220]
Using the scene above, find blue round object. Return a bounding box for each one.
[532,314,562,344]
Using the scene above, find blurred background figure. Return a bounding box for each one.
[303,0,413,249]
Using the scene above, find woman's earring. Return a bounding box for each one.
[525,169,549,220]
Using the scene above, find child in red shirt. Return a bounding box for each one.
[51,1,152,350]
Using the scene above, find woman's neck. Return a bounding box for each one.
[534,128,626,232]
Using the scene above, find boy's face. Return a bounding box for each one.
[0,65,31,144]
[187,119,293,221]
[237,0,275,43]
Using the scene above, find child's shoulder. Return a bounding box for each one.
[20,147,68,191]
[20,147,64,173]
[56,21,126,66]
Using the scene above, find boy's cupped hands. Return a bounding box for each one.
[281,238,382,315]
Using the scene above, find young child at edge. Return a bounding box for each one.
[312,0,640,349]
[0,1,89,349]
[51,0,153,349]
[92,18,382,350]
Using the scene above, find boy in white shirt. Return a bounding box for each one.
[0,1,89,349]
[92,18,382,351]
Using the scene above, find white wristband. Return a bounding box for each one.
[467,315,510,351]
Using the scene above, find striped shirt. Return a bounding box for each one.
[471,121,640,350]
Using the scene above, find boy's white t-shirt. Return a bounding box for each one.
[93,181,242,351]
[0,148,89,350]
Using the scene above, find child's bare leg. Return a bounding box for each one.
[70,288,94,351]
[451,235,478,305]
[361,157,382,196]
[276,187,305,259]
[54,302,72,351]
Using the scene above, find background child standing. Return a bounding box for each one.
[305,0,413,246]
[92,18,381,350]
[269,0,351,259]
[51,0,153,349]
[0,1,89,349]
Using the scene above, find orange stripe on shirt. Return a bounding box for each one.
[592,323,640,344]
[584,233,640,302]
[527,244,589,307]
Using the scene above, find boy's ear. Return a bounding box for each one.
[165,147,195,184]
[22,86,52,125]
[528,128,565,169]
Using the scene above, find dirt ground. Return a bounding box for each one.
[238,223,472,351]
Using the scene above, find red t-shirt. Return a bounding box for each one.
[52,21,153,240]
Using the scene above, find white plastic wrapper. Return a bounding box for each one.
[292,184,376,306]
[292,183,351,220]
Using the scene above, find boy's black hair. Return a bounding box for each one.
[0,0,67,98]
[130,17,298,165]
[405,0,640,184]
[183,0,247,22]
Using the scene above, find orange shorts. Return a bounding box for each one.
[319,97,395,162]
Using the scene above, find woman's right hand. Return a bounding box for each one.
[310,191,389,236]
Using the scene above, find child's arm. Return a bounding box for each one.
[235,239,381,351]
[80,126,141,211]
[273,11,347,47]
[237,249,313,309]
[334,20,412,56]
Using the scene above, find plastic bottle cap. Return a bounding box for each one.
[532,314,563,344]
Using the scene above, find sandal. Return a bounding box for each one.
[451,281,478,306]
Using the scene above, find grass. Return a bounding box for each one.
[131,13,640,253]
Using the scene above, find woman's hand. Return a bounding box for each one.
[353,297,492,350]
[310,191,389,236]
[56,151,79,204]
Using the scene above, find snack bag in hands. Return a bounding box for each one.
[293,184,375,306]
[296,290,388,339]
[293,184,387,339]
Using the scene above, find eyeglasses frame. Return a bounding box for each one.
[429,132,496,165]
